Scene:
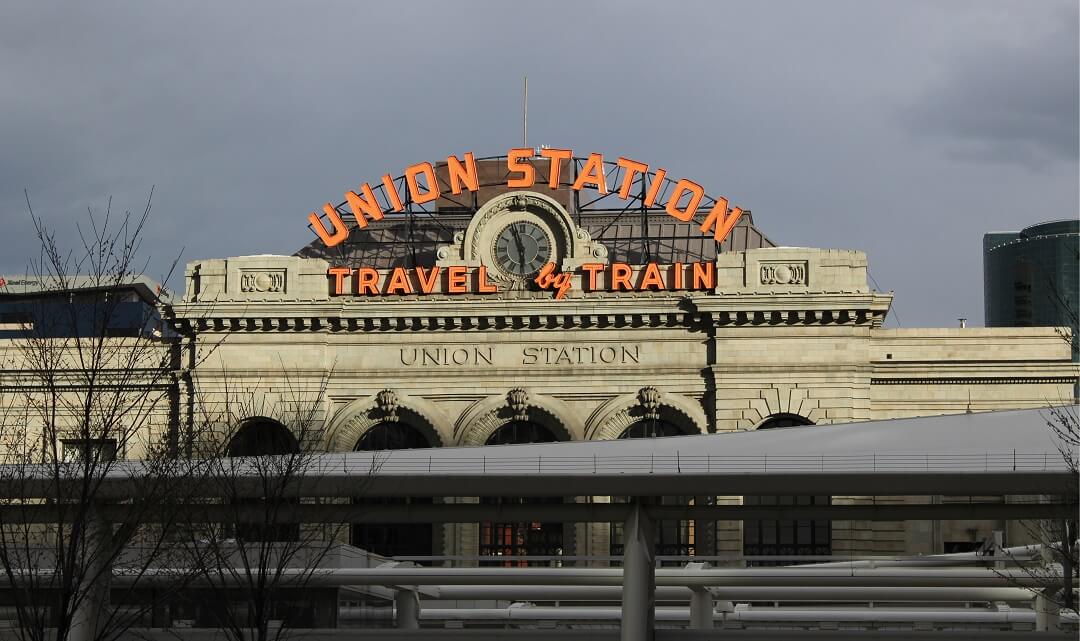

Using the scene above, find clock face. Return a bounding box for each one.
[493,221,552,277]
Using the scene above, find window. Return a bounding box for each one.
[480,421,563,566]
[610,419,695,564]
[744,414,830,565]
[352,422,434,559]
[225,419,299,542]
[61,438,117,463]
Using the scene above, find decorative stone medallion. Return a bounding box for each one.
[759,262,807,285]
[239,269,286,293]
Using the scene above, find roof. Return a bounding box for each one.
[0,274,164,304]
[296,210,776,268]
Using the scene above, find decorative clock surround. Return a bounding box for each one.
[436,191,609,287]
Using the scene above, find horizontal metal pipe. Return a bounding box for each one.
[380,606,1080,624]
[0,500,1073,524]
[8,565,1071,587]
[805,544,1044,568]
[426,585,1039,602]
[84,566,1071,589]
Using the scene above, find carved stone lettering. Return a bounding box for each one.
[397,344,643,366]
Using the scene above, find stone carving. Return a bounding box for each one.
[760,262,806,285]
[376,388,399,422]
[507,388,529,421]
[638,386,661,420]
[239,270,285,293]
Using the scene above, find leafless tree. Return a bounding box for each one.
[998,245,1079,617]
[176,366,379,641]
[1010,404,1079,615]
[0,194,216,641]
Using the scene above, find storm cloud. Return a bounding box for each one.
[902,2,1079,168]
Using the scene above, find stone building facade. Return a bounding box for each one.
[169,185,1078,563]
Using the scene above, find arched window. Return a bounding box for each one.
[356,421,432,451]
[611,419,696,564]
[617,418,684,439]
[225,419,299,542]
[480,422,563,566]
[352,422,434,560]
[744,414,831,565]
[226,418,298,457]
[485,421,557,446]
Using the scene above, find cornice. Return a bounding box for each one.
[167,289,899,333]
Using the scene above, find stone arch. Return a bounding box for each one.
[585,389,707,441]
[462,191,579,262]
[324,392,451,452]
[454,390,582,447]
[742,384,824,429]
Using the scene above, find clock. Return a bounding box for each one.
[493,221,552,278]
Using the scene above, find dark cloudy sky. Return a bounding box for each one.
[2,1,1076,327]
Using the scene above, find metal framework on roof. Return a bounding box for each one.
[296,154,775,268]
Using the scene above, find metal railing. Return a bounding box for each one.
[313,451,1069,476]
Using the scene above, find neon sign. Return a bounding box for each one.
[326,261,716,300]
[307,148,746,248]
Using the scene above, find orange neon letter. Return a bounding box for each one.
[345,183,385,229]
[581,263,605,290]
[610,263,633,291]
[309,204,350,247]
[673,262,684,290]
[446,152,479,195]
[638,263,665,291]
[699,197,744,242]
[665,179,704,223]
[357,268,380,295]
[447,266,468,293]
[539,148,573,188]
[381,174,404,211]
[405,162,440,205]
[476,265,498,293]
[328,267,351,295]
[616,157,648,199]
[507,148,536,188]
[692,262,716,290]
[385,267,413,295]
[415,266,441,294]
[571,153,608,194]
[643,167,667,207]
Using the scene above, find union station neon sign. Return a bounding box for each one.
[310,148,741,299]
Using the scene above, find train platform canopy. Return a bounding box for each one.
[297,407,1077,499]
[4,407,1073,505]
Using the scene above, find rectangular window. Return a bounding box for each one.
[61,438,117,463]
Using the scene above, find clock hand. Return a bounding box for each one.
[512,227,527,271]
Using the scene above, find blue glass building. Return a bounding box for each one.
[984,219,1079,361]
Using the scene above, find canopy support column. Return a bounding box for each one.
[70,507,111,641]
[395,588,421,629]
[621,500,655,641]
[685,562,713,629]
